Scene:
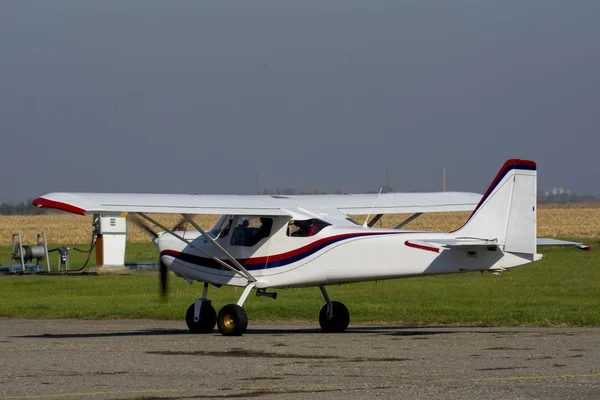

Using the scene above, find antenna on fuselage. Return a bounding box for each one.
[363,187,383,227]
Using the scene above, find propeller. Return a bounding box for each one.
[129,215,187,299]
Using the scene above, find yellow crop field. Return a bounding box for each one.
[0,204,598,246]
[0,214,220,246]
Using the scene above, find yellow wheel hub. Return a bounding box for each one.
[223,315,236,330]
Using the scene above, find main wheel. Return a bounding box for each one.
[185,301,217,333]
[217,304,248,336]
[319,301,350,333]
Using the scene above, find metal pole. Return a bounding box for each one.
[10,234,16,273]
[394,213,423,230]
[18,233,25,273]
[443,168,446,192]
[42,232,51,272]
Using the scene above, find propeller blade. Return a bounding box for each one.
[129,215,159,238]
[159,260,169,299]
[129,214,170,299]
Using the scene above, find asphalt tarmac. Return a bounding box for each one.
[0,320,599,399]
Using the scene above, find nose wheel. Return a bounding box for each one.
[185,301,216,333]
[185,282,217,333]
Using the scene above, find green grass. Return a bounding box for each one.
[0,239,599,326]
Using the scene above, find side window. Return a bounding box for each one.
[230,216,273,247]
[287,219,331,237]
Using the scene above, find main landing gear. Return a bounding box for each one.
[318,286,350,333]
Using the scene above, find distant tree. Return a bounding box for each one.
[0,202,14,215]
[0,199,46,215]
[309,188,327,195]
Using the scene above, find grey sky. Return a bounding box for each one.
[1,1,599,202]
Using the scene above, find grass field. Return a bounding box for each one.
[0,239,598,326]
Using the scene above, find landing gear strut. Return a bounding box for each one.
[318,286,349,333]
[186,282,216,333]
[214,282,255,336]
[186,302,216,333]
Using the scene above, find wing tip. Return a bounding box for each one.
[32,197,86,215]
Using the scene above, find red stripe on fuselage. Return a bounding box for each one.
[164,231,405,267]
[261,231,394,263]
[404,240,441,253]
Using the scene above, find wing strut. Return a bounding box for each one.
[394,212,423,229]
[367,214,383,228]
[180,213,257,282]
[137,213,256,283]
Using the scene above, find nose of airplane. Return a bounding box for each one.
[153,232,165,248]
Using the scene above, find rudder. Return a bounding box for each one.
[456,159,537,254]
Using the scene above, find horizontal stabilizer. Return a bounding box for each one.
[405,238,499,253]
[537,238,591,252]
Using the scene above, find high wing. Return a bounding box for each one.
[297,192,482,214]
[32,193,291,216]
[33,191,482,218]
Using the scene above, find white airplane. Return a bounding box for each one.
[33,159,589,336]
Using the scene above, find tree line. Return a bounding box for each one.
[0,200,47,215]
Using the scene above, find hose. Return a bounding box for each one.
[47,230,97,272]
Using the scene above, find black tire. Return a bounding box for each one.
[185,301,217,334]
[217,304,248,336]
[319,301,350,333]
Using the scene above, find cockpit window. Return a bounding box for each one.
[209,215,233,239]
[230,216,273,247]
[287,219,331,237]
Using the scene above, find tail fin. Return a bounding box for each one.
[456,159,537,254]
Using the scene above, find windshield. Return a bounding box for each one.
[209,215,233,239]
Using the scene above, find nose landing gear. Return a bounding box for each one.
[185,283,217,333]
[185,301,216,333]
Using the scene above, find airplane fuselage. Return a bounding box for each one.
[158,225,536,289]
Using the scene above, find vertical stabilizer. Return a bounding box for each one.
[456,159,537,254]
